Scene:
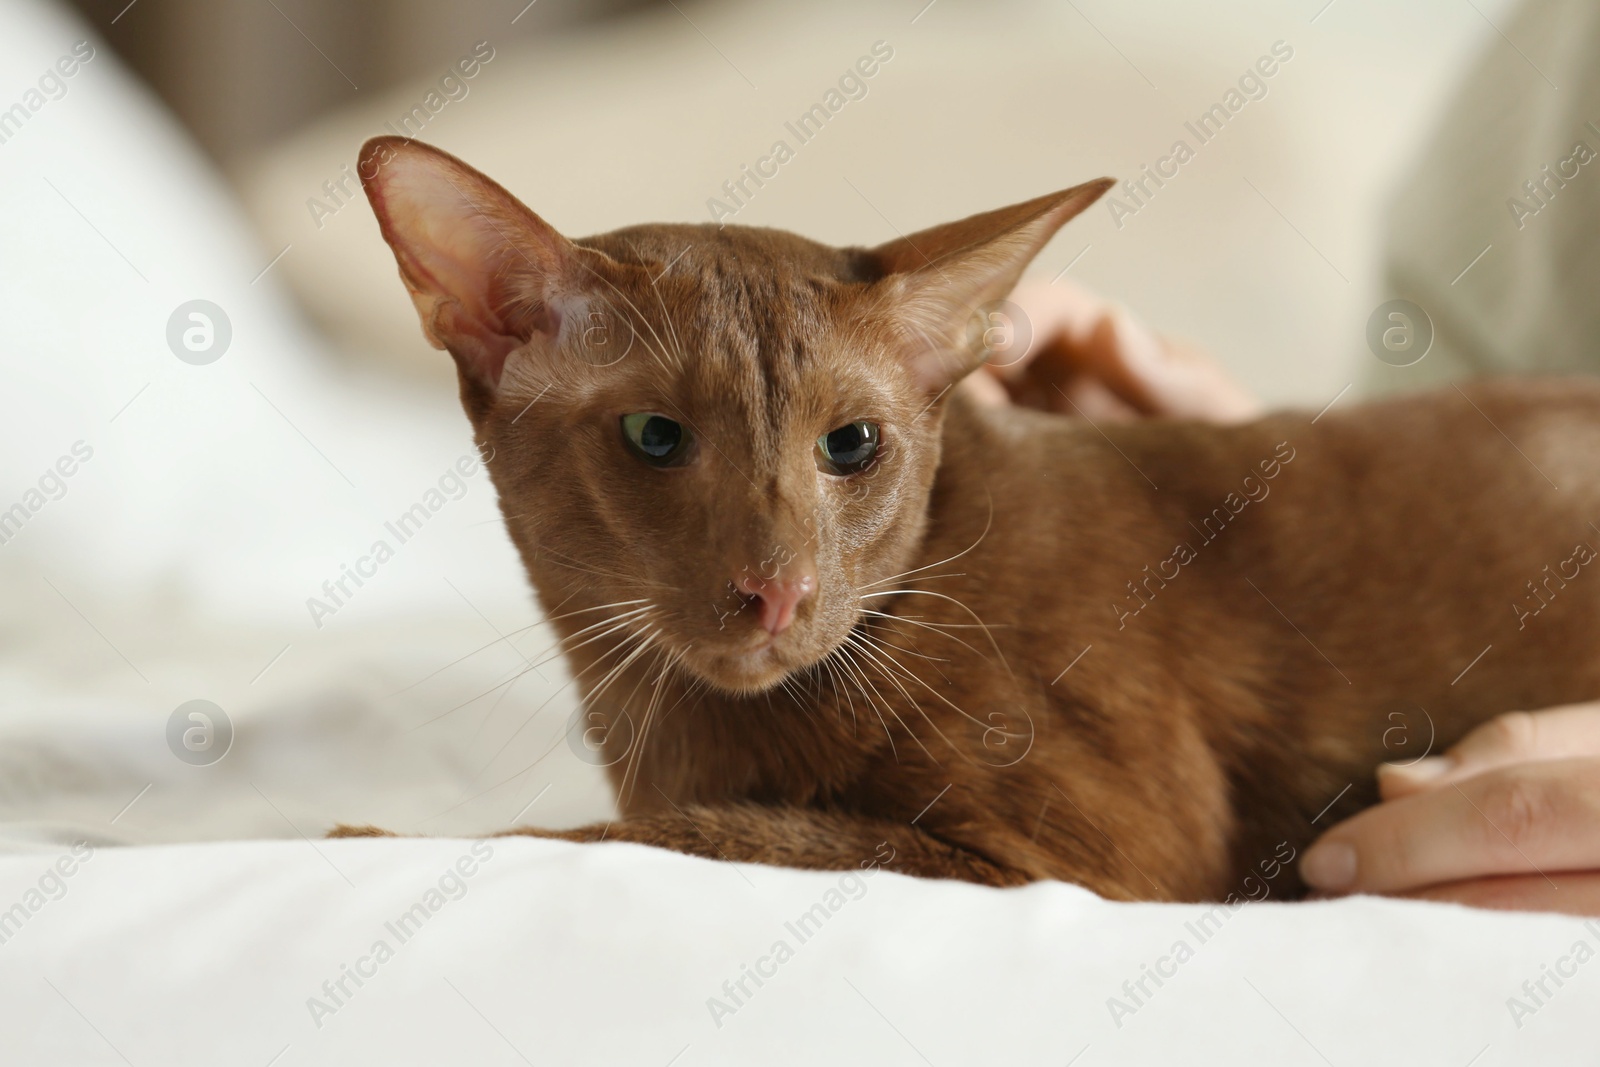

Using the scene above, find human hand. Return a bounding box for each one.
[961,279,1261,423]
[1300,703,1600,916]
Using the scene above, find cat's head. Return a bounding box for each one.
[360,137,1108,695]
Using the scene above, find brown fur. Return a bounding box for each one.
[349,136,1600,900]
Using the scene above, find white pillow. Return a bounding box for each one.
[0,0,600,846]
[0,0,524,630]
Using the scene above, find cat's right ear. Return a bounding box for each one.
[358,136,583,393]
[863,178,1114,395]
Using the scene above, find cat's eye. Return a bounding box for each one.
[621,412,691,466]
[816,421,881,476]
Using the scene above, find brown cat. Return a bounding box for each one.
[343,135,1600,901]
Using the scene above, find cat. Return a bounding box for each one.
[341,134,1600,901]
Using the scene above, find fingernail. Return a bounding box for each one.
[1382,755,1456,783]
[1301,842,1357,891]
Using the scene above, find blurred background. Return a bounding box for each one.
[0,0,1578,850]
[64,0,655,160]
[52,0,1538,396]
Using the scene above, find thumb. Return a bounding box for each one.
[1378,703,1600,800]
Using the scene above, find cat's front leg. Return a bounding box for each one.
[330,805,1027,887]
[504,802,1029,887]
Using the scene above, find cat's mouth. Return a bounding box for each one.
[688,629,823,695]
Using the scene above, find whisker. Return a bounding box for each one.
[857,588,1013,679]
[465,656,531,749]
[585,264,682,372]
[483,622,658,769]
[618,643,674,808]
[490,606,656,693]
[858,608,991,661]
[831,641,905,763]
[819,655,857,735]
[603,656,705,812]
[388,621,545,696]
[654,667,709,736]
[640,249,691,371]
[858,494,994,590]
[432,651,694,826]
[576,626,662,713]
[409,605,653,736]
[843,632,944,762]
[527,606,654,665]
[851,629,997,762]
[851,619,949,664]
[538,546,677,590]
[833,644,890,756]
[389,597,650,696]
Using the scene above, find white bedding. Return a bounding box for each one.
[2,0,1592,1062]
[4,837,1597,1066]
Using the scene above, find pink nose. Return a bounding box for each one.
[734,573,816,635]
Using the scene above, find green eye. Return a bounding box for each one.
[621,412,690,466]
[816,421,880,475]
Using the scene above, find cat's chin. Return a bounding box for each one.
[689,642,813,697]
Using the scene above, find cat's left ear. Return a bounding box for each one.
[865,178,1114,393]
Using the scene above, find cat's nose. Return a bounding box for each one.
[734,572,816,636]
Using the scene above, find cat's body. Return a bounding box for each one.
[536,382,1600,899]
[349,136,1600,900]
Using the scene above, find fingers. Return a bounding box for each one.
[994,278,1113,375]
[999,281,1260,423]
[958,369,1011,408]
[1301,756,1600,896]
[995,281,1168,414]
[1151,337,1263,422]
[1051,374,1144,422]
[1047,305,1170,416]
[1397,871,1600,917]
[966,358,1143,420]
[1379,703,1600,800]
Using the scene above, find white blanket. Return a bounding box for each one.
[3,837,1594,1065]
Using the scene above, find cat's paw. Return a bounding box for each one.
[327,824,399,838]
